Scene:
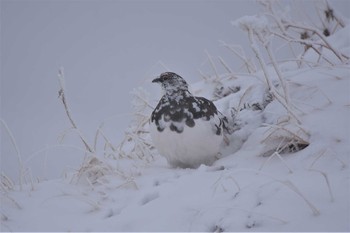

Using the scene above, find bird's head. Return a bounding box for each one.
[152,72,189,96]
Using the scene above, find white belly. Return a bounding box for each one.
[150,119,223,168]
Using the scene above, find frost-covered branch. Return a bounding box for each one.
[270,30,336,65]
[255,31,291,106]
[58,68,94,154]
[221,41,257,73]
[205,50,221,81]
[286,23,345,62]
[261,0,348,64]
[0,119,24,190]
[236,15,301,124]
[117,87,155,161]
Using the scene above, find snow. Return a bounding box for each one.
[1,2,350,233]
[2,55,349,233]
[232,15,269,32]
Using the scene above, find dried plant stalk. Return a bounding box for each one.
[57,68,94,154]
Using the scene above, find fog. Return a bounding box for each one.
[1,0,349,181]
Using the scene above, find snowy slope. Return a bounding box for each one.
[1,9,350,233]
[2,63,349,232]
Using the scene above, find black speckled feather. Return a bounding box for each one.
[150,72,227,135]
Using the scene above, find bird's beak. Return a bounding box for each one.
[152,77,161,83]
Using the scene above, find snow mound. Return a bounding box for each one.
[1,3,349,232]
[2,52,349,233]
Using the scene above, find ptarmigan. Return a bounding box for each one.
[150,72,227,168]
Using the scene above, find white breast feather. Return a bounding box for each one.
[150,117,223,168]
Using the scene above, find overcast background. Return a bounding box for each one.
[1,0,349,181]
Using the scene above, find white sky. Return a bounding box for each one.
[1,0,349,180]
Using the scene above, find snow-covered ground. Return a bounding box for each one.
[1,2,350,232]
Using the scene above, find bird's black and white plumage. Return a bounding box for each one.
[150,72,227,168]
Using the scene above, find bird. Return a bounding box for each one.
[149,72,228,168]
